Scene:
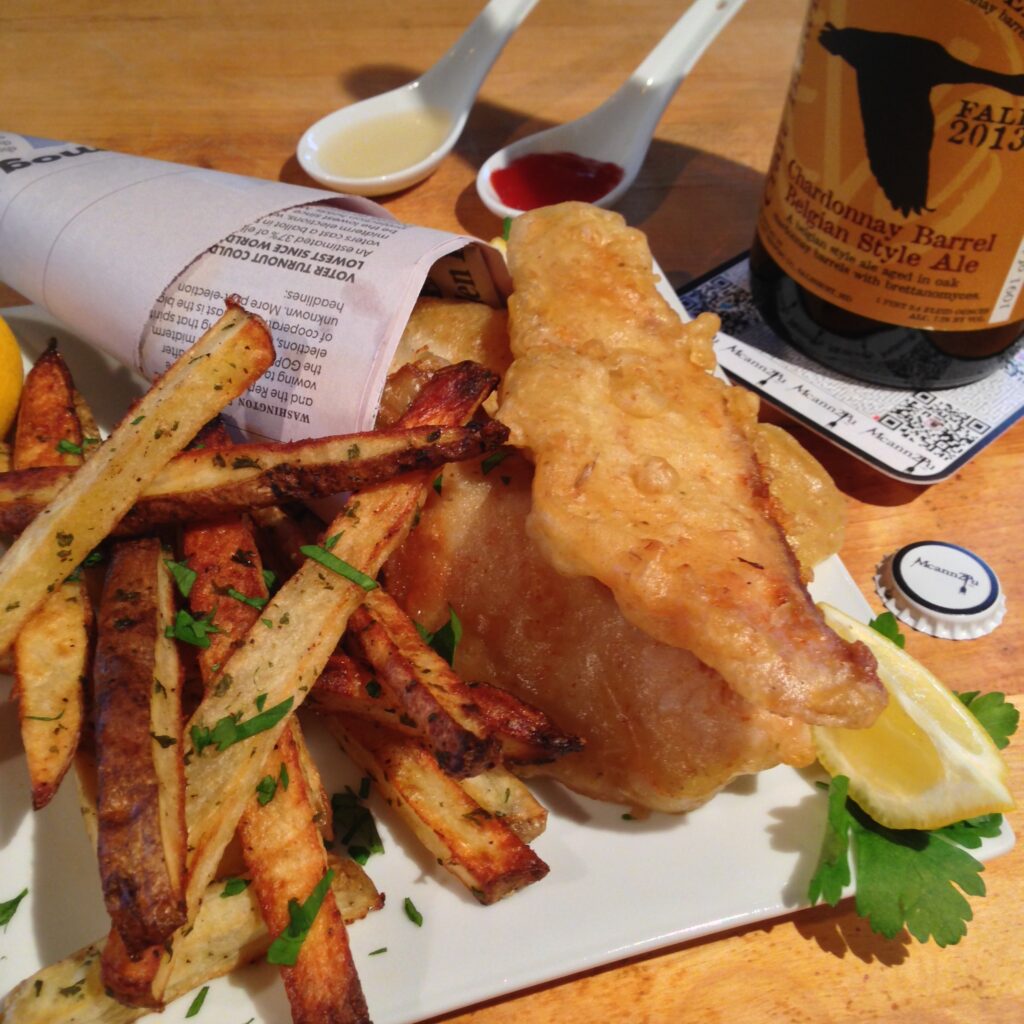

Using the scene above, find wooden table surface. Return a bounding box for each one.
[1,1,1021,1021]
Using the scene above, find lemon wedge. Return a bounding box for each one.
[0,313,24,438]
[813,602,1014,830]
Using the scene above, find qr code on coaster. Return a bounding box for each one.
[878,394,990,459]
[683,274,764,336]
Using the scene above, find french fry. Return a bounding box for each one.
[346,597,499,777]
[312,651,583,767]
[0,420,509,536]
[238,728,369,1024]
[12,346,92,808]
[153,362,498,1003]
[460,680,585,767]
[94,538,186,954]
[459,766,548,845]
[251,504,322,578]
[0,303,274,654]
[0,863,381,1024]
[180,462,361,1021]
[327,715,549,904]
[11,342,85,470]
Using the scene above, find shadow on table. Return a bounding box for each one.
[278,63,765,270]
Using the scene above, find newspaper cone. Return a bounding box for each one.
[0,132,509,440]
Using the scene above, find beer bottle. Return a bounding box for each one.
[750,0,1024,389]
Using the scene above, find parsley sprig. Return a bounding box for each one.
[808,686,1017,946]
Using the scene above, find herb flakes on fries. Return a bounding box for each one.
[0,308,563,1024]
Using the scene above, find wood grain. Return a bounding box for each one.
[1,1,1021,1021]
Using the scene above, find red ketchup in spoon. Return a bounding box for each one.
[490,151,625,210]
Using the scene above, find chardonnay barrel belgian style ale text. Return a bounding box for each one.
[751,0,1024,388]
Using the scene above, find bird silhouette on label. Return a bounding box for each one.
[819,22,1024,217]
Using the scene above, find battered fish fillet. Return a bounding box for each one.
[384,453,816,813]
[499,203,884,728]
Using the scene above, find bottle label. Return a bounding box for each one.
[757,0,1024,332]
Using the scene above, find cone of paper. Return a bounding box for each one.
[0,132,509,439]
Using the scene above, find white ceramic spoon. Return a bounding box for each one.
[298,0,538,196]
[476,0,747,219]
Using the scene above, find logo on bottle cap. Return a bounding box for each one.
[874,541,1006,640]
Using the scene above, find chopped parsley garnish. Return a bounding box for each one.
[220,878,250,898]
[414,607,462,666]
[501,215,513,241]
[25,709,65,722]
[165,608,221,649]
[163,558,197,598]
[331,786,383,865]
[225,587,268,610]
[300,544,378,591]
[868,611,905,648]
[368,946,387,956]
[807,690,1017,945]
[150,733,177,749]
[403,897,423,927]
[262,568,278,592]
[190,696,294,755]
[130,414,145,425]
[56,438,83,456]
[256,761,290,805]
[185,985,209,1017]
[255,774,279,806]
[481,448,511,475]
[432,473,443,495]
[0,888,28,929]
[266,870,335,966]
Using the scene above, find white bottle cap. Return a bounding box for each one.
[874,541,1006,641]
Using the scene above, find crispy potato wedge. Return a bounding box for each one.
[94,538,186,954]
[13,581,91,808]
[11,345,92,808]
[0,304,274,654]
[0,864,381,1024]
[238,727,369,1024]
[181,473,353,1017]
[169,362,498,1003]
[461,680,584,766]
[11,342,85,470]
[0,420,509,536]
[312,652,582,767]
[459,766,548,845]
[327,715,549,904]
[346,597,499,777]
[251,504,322,578]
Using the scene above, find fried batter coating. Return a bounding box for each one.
[498,203,884,728]
[385,455,814,813]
